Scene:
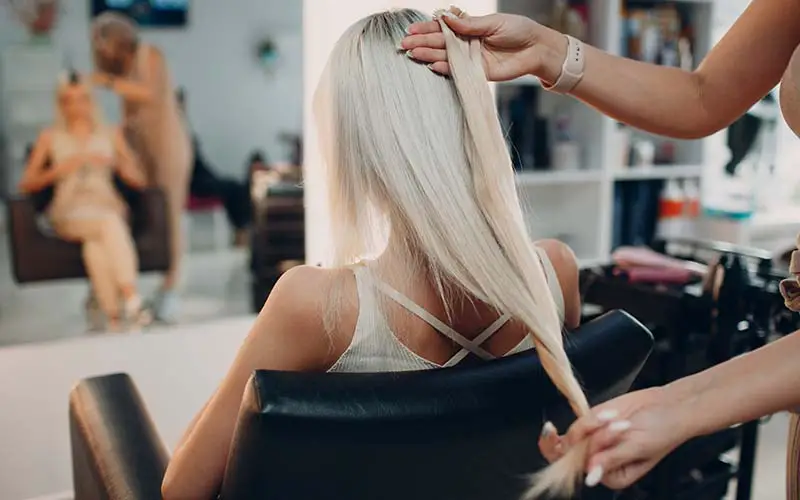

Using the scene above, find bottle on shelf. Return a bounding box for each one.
[682,178,701,237]
[656,179,686,240]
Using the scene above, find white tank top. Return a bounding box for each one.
[328,246,565,373]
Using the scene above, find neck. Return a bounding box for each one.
[66,119,93,135]
[379,226,422,270]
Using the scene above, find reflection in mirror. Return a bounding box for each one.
[0,2,303,497]
[0,0,303,345]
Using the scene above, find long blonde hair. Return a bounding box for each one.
[314,9,590,498]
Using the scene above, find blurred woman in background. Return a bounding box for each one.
[90,11,192,323]
[19,72,149,331]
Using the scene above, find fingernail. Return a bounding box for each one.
[585,465,604,487]
[405,50,415,60]
[405,26,412,35]
[609,420,632,432]
[597,409,619,422]
[541,421,557,438]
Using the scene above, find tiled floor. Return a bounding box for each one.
[0,224,791,499]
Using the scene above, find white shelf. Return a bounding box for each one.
[516,169,603,186]
[578,255,609,268]
[613,165,704,181]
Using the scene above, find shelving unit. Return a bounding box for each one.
[494,0,717,265]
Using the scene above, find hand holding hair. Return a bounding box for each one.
[538,386,698,490]
[402,6,568,85]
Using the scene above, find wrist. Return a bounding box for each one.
[662,379,707,441]
[532,27,569,85]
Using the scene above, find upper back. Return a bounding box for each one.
[327,244,569,373]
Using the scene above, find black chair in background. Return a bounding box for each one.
[6,147,170,283]
[7,186,170,283]
[69,310,654,500]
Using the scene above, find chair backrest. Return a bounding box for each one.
[7,187,170,283]
[221,310,654,500]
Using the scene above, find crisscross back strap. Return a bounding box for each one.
[372,277,512,363]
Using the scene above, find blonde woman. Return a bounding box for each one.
[19,72,149,331]
[90,11,192,323]
[160,9,586,499]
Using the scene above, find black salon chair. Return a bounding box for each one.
[69,310,653,500]
[6,185,170,283]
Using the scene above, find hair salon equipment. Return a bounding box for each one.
[704,93,779,223]
[249,184,304,312]
[581,237,798,500]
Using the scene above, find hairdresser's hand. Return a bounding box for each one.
[90,72,114,88]
[539,387,692,490]
[402,9,567,84]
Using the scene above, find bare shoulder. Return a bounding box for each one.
[247,265,358,369]
[142,44,165,72]
[535,239,579,282]
[37,128,54,145]
[534,239,581,329]
[144,44,164,62]
[267,264,353,311]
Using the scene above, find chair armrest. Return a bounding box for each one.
[6,196,55,283]
[69,373,169,500]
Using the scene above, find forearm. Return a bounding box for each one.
[19,169,58,193]
[118,165,147,189]
[534,0,800,140]
[572,46,713,139]
[99,74,152,103]
[666,330,800,441]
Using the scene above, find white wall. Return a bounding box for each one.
[0,318,252,500]
[0,1,302,175]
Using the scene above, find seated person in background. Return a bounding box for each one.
[19,71,150,331]
[162,9,582,499]
[176,87,251,247]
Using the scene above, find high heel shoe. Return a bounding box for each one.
[124,295,153,329]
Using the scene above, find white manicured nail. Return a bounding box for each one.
[597,409,619,422]
[609,420,632,432]
[585,465,604,487]
[541,421,557,438]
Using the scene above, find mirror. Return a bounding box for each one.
[0,0,303,346]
